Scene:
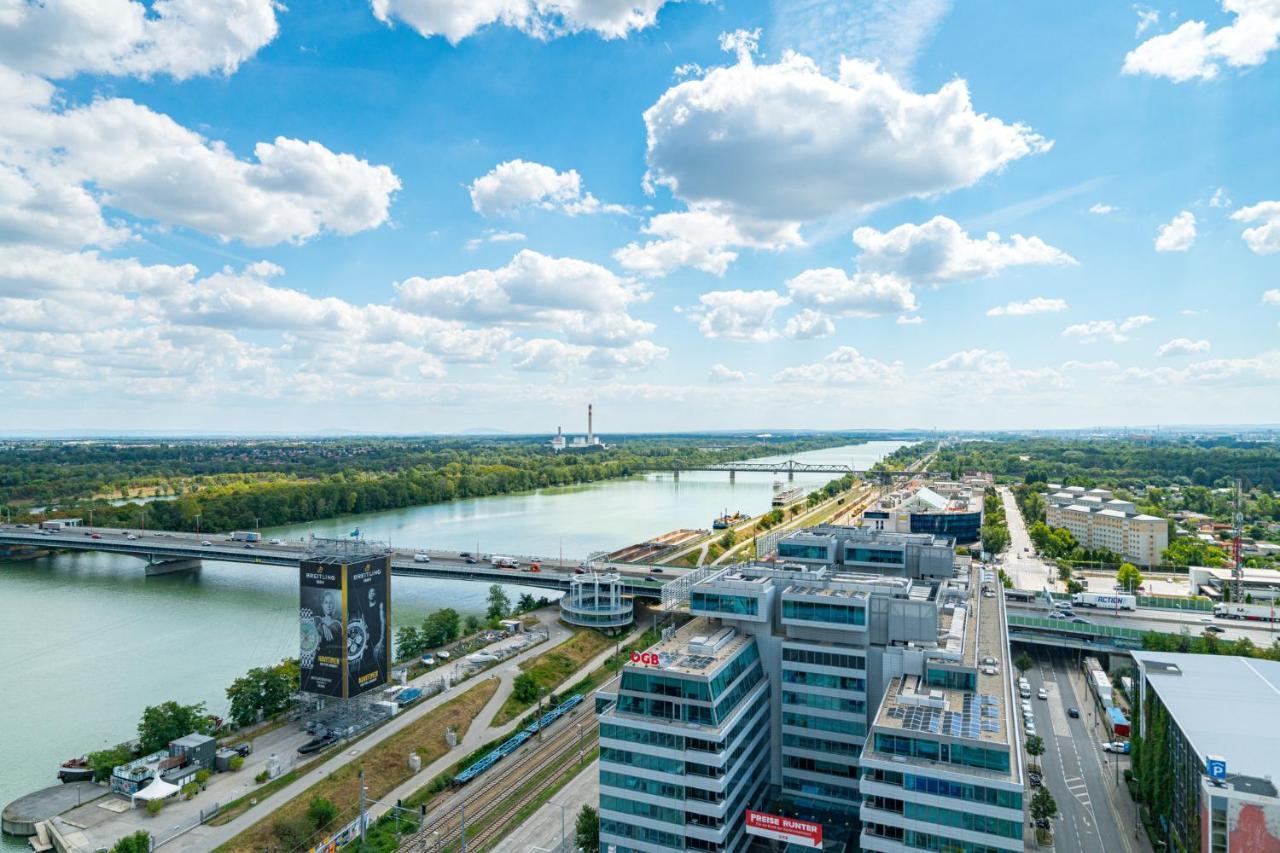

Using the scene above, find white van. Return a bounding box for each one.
[414,553,431,563]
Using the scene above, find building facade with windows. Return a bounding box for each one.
[858,482,984,544]
[1131,652,1280,853]
[596,531,1023,852]
[1044,487,1168,566]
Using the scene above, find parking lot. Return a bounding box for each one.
[1016,647,1150,853]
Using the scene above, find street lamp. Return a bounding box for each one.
[195,513,201,535]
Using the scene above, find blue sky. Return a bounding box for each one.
[1,0,1277,433]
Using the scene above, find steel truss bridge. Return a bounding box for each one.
[668,460,929,481]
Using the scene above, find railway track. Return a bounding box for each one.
[400,708,596,852]
[467,728,600,851]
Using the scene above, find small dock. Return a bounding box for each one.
[2,782,105,838]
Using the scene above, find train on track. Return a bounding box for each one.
[453,694,584,786]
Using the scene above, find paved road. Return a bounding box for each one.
[998,486,1057,591]
[1020,648,1149,853]
[166,610,576,852]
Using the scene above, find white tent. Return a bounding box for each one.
[130,773,179,806]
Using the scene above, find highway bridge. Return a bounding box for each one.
[0,526,671,597]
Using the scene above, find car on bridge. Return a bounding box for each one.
[1068,707,1080,718]
[201,540,211,546]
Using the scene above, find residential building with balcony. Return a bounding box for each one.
[1044,487,1168,566]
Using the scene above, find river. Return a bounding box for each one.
[0,439,909,828]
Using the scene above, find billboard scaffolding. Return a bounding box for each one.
[299,547,392,700]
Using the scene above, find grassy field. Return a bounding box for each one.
[488,628,614,726]
[217,678,499,853]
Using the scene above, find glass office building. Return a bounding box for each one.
[595,531,1024,852]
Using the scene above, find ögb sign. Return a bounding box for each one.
[630,651,662,666]
[744,810,822,849]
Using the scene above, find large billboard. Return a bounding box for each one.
[744,811,822,849]
[299,555,392,699]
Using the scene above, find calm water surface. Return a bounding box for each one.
[0,440,908,827]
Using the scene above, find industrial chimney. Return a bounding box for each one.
[588,404,594,444]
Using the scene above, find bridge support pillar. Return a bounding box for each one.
[672,470,679,481]
[728,469,735,483]
[146,557,202,576]
[788,471,794,481]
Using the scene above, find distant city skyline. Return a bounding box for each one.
[1,1,1277,431]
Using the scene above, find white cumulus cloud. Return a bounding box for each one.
[773,346,904,386]
[852,216,1075,284]
[1089,203,1116,215]
[784,309,835,340]
[686,289,789,342]
[786,269,917,318]
[0,0,280,80]
[1123,0,1280,82]
[1062,314,1155,343]
[0,75,401,249]
[708,363,746,383]
[1263,289,1280,305]
[614,210,800,277]
[1154,210,1197,252]
[469,159,623,217]
[369,0,691,44]
[396,249,651,346]
[1156,337,1211,357]
[642,39,1049,237]
[1231,201,1280,254]
[987,297,1068,317]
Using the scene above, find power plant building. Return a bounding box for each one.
[595,530,1024,852]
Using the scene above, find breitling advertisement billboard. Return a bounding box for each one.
[299,555,392,699]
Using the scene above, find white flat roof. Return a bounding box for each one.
[1133,651,1280,782]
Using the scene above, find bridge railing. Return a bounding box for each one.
[1006,614,1149,640]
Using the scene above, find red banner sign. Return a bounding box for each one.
[629,651,661,666]
[745,810,822,848]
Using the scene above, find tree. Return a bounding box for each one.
[1116,562,1144,593]
[395,625,424,659]
[512,672,542,704]
[980,522,1010,555]
[225,661,297,729]
[138,701,212,754]
[517,593,537,613]
[421,608,462,648]
[1025,735,1045,771]
[146,798,164,816]
[486,584,511,621]
[464,613,483,634]
[272,814,315,849]
[575,805,600,853]
[307,796,338,830]
[1014,652,1034,677]
[719,529,736,549]
[87,745,134,782]
[1030,786,1059,823]
[111,831,152,853]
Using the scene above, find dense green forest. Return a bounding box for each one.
[931,437,1280,491]
[1,433,901,532]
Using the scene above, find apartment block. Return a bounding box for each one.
[1044,486,1168,566]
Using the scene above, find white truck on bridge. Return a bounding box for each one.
[1072,592,1136,611]
[230,531,262,542]
[1214,603,1279,622]
[490,555,519,568]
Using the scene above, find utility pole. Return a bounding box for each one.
[459,802,467,853]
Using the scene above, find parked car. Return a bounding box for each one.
[1035,818,1052,830]
[1037,688,1047,700]
[1029,775,1043,788]
[1103,741,1130,754]
[1068,707,1080,718]
[421,655,435,666]
[981,656,997,667]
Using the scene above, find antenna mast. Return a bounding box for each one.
[1231,478,1244,604]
